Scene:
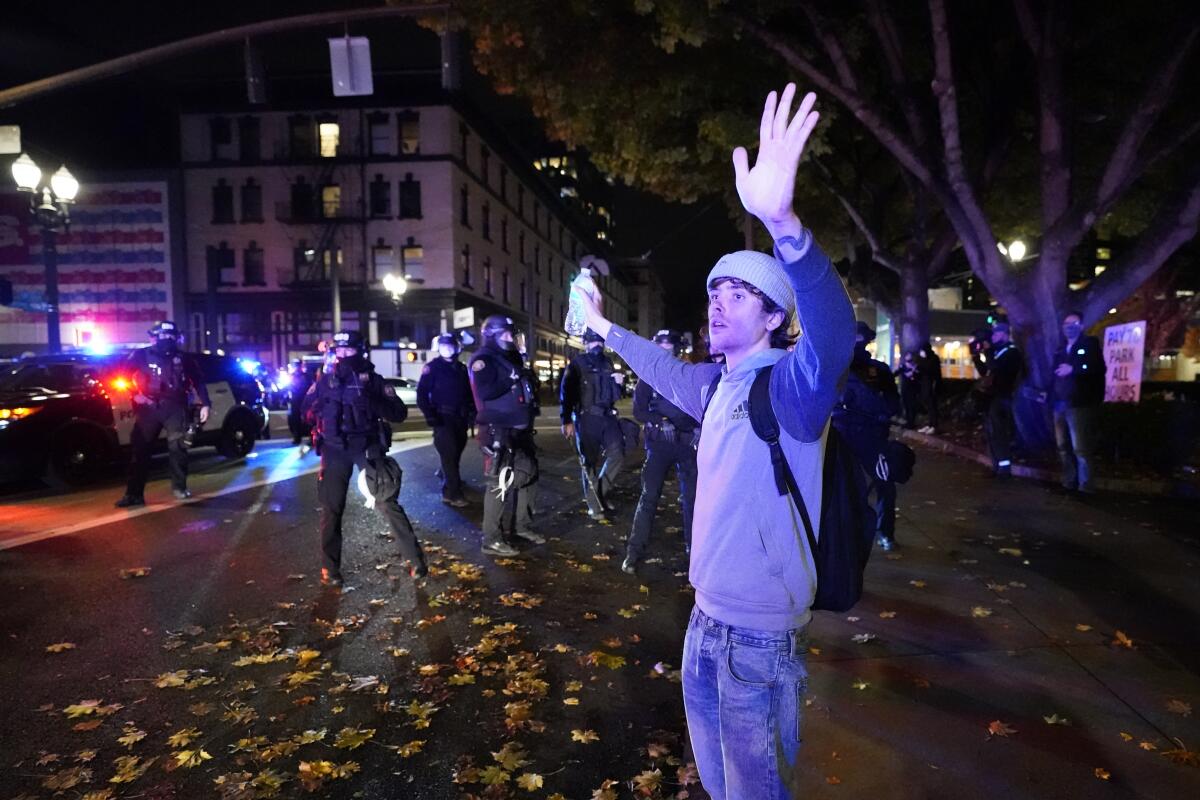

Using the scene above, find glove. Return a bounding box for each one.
[660,421,677,443]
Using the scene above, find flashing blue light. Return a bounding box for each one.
[85,342,116,356]
[238,359,261,375]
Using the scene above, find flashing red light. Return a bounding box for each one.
[110,377,132,393]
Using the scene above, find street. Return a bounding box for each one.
[1,423,1199,799]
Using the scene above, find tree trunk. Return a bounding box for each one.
[897,260,931,356]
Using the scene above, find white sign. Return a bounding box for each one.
[452,307,475,329]
[0,125,20,155]
[328,36,374,97]
[1103,320,1146,403]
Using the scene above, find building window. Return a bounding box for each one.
[243,241,265,286]
[483,257,493,296]
[369,174,391,217]
[206,241,235,286]
[292,240,316,282]
[318,120,340,158]
[368,112,390,156]
[460,245,472,287]
[517,185,525,219]
[519,279,527,311]
[288,115,314,157]
[482,202,491,240]
[290,178,315,222]
[518,231,526,264]
[401,237,424,280]
[460,184,470,227]
[501,217,509,252]
[459,122,469,161]
[209,117,233,161]
[211,179,234,224]
[372,243,395,282]
[534,203,540,234]
[397,110,419,154]
[500,166,508,202]
[534,244,541,275]
[240,179,263,222]
[238,116,260,162]
[502,267,510,302]
[480,145,491,186]
[535,289,542,320]
[321,185,341,219]
[399,173,422,219]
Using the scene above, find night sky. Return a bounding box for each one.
[0,1,741,334]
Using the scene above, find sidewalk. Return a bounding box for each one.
[797,444,1200,798]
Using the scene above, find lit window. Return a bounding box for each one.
[1094,265,1106,276]
[319,123,340,157]
[1096,247,1111,260]
[322,185,341,218]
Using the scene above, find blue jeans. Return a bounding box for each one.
[682,606,809,800]
[1054,405,1098,491]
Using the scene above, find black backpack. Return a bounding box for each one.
[705,365,876,612]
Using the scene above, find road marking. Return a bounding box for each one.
[0,439,432,552]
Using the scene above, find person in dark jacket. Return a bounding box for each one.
[559,329,625,521]
[976,321,1024,476]
[287,358,314,446]
[469,315,545,557]
[1052,311,1106,493]
[898,350,921,429]
[301,330,426,587]
[622,330,698,574]
[833,321,902,549]
[916,341,941,433]
[115,320,211,507]
[417,333,475,507]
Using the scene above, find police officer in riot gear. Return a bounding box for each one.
[417,333,475,507]
[833,322,902,550]
[115,320,211,507]
[622,330,698,574]
[976,321,1024,477]
[301,330,427,586]
[287,358,315,446]
[469,315,545,557]
[559,329,624,521]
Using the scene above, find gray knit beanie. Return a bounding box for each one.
[706,251,796,316]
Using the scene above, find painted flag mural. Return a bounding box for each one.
[0,181,175,352]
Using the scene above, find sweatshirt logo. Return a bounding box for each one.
[730,401,749,420]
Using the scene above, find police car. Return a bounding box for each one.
[0,350,269,488]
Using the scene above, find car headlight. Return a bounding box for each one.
[0,406,42,421]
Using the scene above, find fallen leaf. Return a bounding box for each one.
[333,726,375,750]
[295,649,321,667]
[1119,732,1134,741]
[852,679,870,691]
[563,697,580,706]
[879,611,897,619]
[516,772,544,791]
[479,765,511,785]
[1161,742,1200,767]
[42,766,92,790]
[987,720,1017,737]
[1166,699,1192,717]
[397,740,426,758]
[572,728,600,743]
[172,748,212,768]
[1139,741,1158,751]
[971,606,994,618]
[592,778,619,800]
[45,642,77,653]
[1112,630,1135,649]
[293,729,327,745]
[1043,714,1071,726]
[166,727,201,747]
[851,633,877,644]
[998,547,1023,556]
[909,580,927,589]
[73,720,104,731]
[1094,767,1111,780]
[826,775,842,785]
[1075,624,1093,632]
[118,567,151,579]
[63,700,103,718]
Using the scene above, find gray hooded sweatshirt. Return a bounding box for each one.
[605,232,854,631]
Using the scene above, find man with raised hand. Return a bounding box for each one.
[574,84,854,799]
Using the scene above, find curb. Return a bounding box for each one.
[894,428,1199,499]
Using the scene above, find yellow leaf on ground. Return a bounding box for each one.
[1043,714,1071,726]
[1075,624,1093,632]
[166,728,200,747]
[1112,630,1135,649]
[63,700,103,718]
[826,775,842,785]
[118,567,151,579]
[851,679,870,691]
[46,642,77,653]
[563,697,580,706]
[591,778,619,800]
[971,606,994,618]
[1119,732,1134,741]
[295,649,321,667]
[987,720,1017,737]
[1094,767,1111,780]
[516,772,544,791]
[397,740,425,757]
[172,748,211,768]
[332,727,375,750]
[1166,699,1192,717]
[909,580,927,589]
[572,729,600,743]
[479,765,511,785]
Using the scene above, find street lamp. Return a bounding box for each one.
[382,272,408,301]
[10,153,80,353]
[996,239,1028,262]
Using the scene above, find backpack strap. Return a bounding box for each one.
[747,365,819,557]
[701,373,722,420]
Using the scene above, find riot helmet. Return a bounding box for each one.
[481,315,517,351]
[149,320,182,353]
[331,330,368,373]
[435,332,460,359]
[652,329,683,354]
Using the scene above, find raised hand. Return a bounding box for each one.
[732,83,819,233]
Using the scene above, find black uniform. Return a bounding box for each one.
[833,348,902,544]
[287,364,315,445]
[559,350,624,516]
[416,356,475,502]
[469,344,539,546]
[977,342,1024,471]
[301,359,425,575]
[123,345,210,498]
[626,379,698,562]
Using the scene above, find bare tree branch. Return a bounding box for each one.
[1029,0,1072,239]
[1078,163,1200,327]
[1011,0,1042,53]
[864,0,930,148]
[811,157,901,273]
[797,4,860,92]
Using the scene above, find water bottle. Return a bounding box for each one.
[565,267,597,336]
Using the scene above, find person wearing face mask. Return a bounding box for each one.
[417,333,475,507]
[832,322,902,549]
[622,330,698,574]
[559,329,625,521]
[975,321,1024,477]
[301,330,426,587]
[115,320,211,508]
[1052,311,1105,494]
[469,315,545,557]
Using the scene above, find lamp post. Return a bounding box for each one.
[10,153,80,353]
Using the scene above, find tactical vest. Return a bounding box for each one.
[320,372,377,442]
[138,349,189,402]
[471,349,535,428]
[578,353,618,410]
[649,389,696,432]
